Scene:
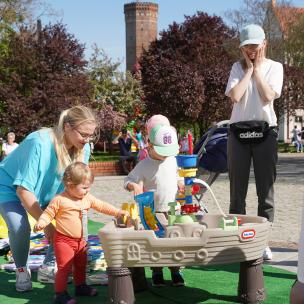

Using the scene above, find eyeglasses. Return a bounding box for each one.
[73,129,95,141]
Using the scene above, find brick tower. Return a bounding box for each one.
[124,1,158,71]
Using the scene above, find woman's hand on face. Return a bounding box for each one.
[253,43,265,72]
[44,223,56,243]
[241,48,254,71]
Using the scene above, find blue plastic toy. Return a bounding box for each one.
[134,192,165,238]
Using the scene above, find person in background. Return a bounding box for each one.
[137,125,149,162]
[0,105,97,292]
[179,134,189,154]
[225,24,283,261]
[291,126,303,153]
[34,162,128,304]
[124,123,185,287]
[1,132,19,158]
[135,127,143,146]
[112,128,138,174]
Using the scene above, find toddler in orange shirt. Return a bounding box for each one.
[34,162,128,304]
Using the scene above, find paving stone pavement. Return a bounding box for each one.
[89,153,304,273]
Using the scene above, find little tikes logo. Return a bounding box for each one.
[241,229,256,240]
[239,131,263,139]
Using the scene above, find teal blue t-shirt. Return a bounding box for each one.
[0,129,90,207]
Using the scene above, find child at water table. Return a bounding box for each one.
[34,162,129,304]
[124,122,185,287]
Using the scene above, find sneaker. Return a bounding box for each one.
[263,246,273,261]
[171,271,185,287]
[16,267,32,292]
[152,272,166,287]
[38,263,73,284]
[54,291,76,304]
[37,263,57,283]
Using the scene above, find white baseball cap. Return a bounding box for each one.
[149,124,179,157]
[239,24,265,48]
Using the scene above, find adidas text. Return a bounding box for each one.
[239,131,263,139]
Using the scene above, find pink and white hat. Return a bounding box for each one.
[146,114,170,136]
[149,124,179,157]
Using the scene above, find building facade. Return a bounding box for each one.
[124,2,158,72]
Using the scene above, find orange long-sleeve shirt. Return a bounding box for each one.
[37,192,120,238]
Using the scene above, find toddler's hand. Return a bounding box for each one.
[33,223,44,233]
[132,183,143,196]
[117,210,131,226]
[178,181,185,194]
[117,210,130,218]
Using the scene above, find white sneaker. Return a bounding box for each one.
[16,267,32,292]
[37,263,72,284]
[263,246,273,261]
[37,263,57,284]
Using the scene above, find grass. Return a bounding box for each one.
[0,220,297,304]
[277,141,298,153]
[0,262,296,304]
[89,151,120,162]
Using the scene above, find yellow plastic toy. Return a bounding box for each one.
[176,192,186,204]
[121,202,139,229]
[143,206,158,231]
[178,168,198,177]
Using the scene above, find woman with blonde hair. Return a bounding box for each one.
[0,105,97,292]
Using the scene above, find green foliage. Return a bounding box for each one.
[0,0,56,28]
[88,47,144,118]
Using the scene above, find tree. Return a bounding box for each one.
[0,0,56,36]
[88,47,144,119]
[88,47,144,151]
[96,102,127,153]
[0,23,93,138]
[284,13,304,68]
[140,12,236,133]
[278,64,304,117]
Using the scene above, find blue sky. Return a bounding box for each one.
[43,0,304,70]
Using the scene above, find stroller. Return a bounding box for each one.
[192,120,229,208]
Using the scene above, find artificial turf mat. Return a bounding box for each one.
[0,220,296,303]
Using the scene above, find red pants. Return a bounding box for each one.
[54,231,87,293]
